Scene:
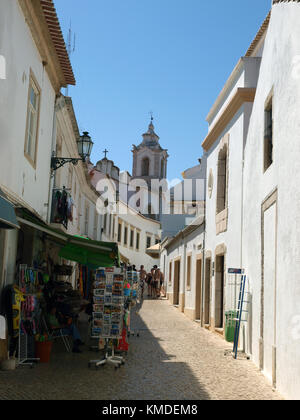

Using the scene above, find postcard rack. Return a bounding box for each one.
[89,267,125,369]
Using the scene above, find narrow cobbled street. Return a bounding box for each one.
[0,298,282,400]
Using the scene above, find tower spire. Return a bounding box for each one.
[148,111,155,133]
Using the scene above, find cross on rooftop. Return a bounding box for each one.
[103,149,109,158]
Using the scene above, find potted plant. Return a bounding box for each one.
[35,334,53,363]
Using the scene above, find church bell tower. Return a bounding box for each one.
[131,117,169,220]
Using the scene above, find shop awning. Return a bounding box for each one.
[120,253,130,264]
[59,236,120,269]
[17,209,119,268]
[0,189,20,230]
[146,243,161,259]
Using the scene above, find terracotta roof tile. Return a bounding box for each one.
[40,0,76,86]
[272,0,300,3]
[245,12,271,57]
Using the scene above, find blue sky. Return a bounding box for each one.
[55,0,271,181]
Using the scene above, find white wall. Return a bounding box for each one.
[113,201,160,271]
[0,0,55,221]
[162,225,204,315]
[207,57,261,129]
[242,3,300,400]
[54,97,102,242]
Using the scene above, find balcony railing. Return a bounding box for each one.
[50,187,72,230]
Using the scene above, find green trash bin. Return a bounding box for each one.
[225,311,237,343]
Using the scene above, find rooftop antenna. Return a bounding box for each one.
[65,21,76,96]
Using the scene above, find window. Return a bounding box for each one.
[264,95,273,171]
[216,145,228,214]
[130,229,134,248]
[112,216,115,239]
[169,262,172,285]
[146,236,151,249]
[24,73,40,165]
[142,157,150,176]
[103,213,107,232]
[136,231,140,250]
[124,226,128,246]
[118,222,122,243]
[186,255,192,289]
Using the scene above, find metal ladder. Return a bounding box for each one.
[233,274,249,359]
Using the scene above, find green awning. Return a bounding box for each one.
[0,189,20,230]
[59,236,120,269]
[17,209,119,269]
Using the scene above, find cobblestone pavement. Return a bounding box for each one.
[0,298,283,400]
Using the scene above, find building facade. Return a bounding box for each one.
[161,1,300,400]
[242,1,300,399]
[89,158,161,271]
[0,0,75,288]
[0,0,104,292]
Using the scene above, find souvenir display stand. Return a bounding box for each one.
[88,267,126,370]
[126,271,142,338]
[17,265,42,367]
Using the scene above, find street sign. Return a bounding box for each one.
[228,268,245,274]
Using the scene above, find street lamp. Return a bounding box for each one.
[51,131,94,171]
[77,131,94,161]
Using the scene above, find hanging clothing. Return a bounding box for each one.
[12,286,25,338]
[52,189,69,228]
[67,196,74,222]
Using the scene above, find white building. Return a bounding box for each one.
[0,0,75,287]
[161,158,207,239]
[161,1,300,400]
[202,55,261,336]
[242,1,300,400]
[0,0,108,293]
[161,216,205,317]
[89,157,161,271]
[53,95,102,242]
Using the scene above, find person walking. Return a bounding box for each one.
[146,272,152,297]
[149,268,156,298]
[152,267,160,299]
[155,268,165,298]
[139,265,147,298]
